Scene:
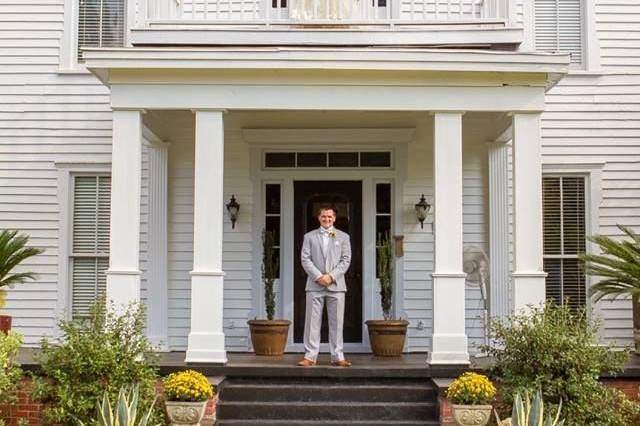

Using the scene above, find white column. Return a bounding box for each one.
[106,110,143,312]
[512,113,546,311]
[185,110,227,364]
[146,140,169,351]
[488,141,510,320]
[428,112,469,365]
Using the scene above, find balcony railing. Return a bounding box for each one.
[144,0,509,25]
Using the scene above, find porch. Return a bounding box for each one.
[84,47,569,366]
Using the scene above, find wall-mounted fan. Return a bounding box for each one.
[463,246,490,348]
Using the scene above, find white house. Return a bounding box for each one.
[1,0,636,364]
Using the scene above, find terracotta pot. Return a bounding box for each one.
[165,400,207,426]
[0,315,11,335]
[451,404,493,426]
[365,319,409,357]
[248,319,291,356]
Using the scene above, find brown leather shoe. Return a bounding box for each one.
[331,359,352,367]
[297,358,316,367]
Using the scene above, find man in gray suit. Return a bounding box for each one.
[298,205,352,367]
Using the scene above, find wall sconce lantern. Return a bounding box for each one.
[226,195,240,229]
[414,194,431,229]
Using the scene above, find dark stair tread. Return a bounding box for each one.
[219,383,435,402]
[217,421,440,426]
[218,401,436,407]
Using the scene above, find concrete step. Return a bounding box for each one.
[216,401,437,421]
[220,381,435,402]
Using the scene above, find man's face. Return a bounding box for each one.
[318,209,336,229]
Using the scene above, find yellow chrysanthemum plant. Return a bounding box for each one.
[446,372,496,405]
[163,370,214,402]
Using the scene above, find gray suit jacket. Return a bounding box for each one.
[301,228,351,292]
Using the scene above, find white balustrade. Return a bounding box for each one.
[146,0,505,24]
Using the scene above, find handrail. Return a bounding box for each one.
[145,0,508,24]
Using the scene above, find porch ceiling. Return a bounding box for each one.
[142,110,510,148]
[84,47,569,89]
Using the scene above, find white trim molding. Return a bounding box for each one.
[488,141,510,320]
[428,112,469,365]
[242,128,416,145]
[146,139,170,351]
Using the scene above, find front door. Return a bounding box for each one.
[293,181,363,343]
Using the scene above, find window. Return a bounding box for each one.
[70,175,111,318]
[542,176,586,308]
[264,151,391,169]
[534,0,583,66]
[375,183,391,278]
[77,0,126,61]
[265,183,281,278]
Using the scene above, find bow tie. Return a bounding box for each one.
[320,228,333,235]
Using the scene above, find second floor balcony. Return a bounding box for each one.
[132,0,522,46]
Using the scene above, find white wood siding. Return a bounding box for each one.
[0,0,113,344]
[537,1,640,347]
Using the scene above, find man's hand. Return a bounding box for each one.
[315,274,333,287]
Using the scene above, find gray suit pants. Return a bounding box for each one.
[303,290,345,362]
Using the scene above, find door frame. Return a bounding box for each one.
[249,143,408,353]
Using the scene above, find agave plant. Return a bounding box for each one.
[0,229,43,308]
[495,390,564,426]
[79,385,158,426]
[579,224,640,351]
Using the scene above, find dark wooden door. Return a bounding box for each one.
[293,181,362,344]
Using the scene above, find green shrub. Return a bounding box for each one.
[31,300,162,425]
[484,302,640,426]
[0,331,23,415]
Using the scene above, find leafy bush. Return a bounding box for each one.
[484,302,640,426]
[0,331,23,411]
[31,300,162,425]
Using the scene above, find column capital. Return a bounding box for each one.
[111,107,147,113]
[191,108,227,114]
[507,111,544,117]
[429,111,466,116]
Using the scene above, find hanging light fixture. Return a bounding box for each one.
[226,195,240,229]
[414,194,431,229]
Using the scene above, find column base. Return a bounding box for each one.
[106,270,141,314]
[512,271,547,312]
[185,332,227,364]
[148,334,169,352]
[428,333,470,365]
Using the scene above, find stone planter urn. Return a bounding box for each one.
[165,400,208,426]
[451,404,493,426]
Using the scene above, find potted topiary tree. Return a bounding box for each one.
[247,229,291,355]
[365,233,409,356]
[0,229,43,334]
